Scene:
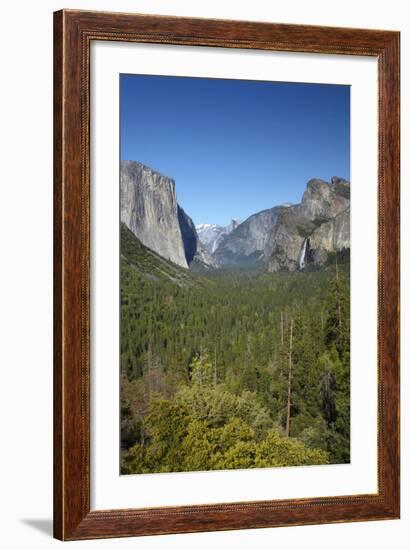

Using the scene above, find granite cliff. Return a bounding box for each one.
[120,160,350,272]
[120,161,199,269]
[265,177,350,271]
[178,205,214,267]
[212,208,280,267]
[207,176,350,271]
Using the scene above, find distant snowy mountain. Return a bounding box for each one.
[196,220,241,254]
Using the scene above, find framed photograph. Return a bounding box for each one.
[54,9,400,540]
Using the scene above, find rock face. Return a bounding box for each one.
[120,160,350,273]
[213,208,280,267]
[206,177,349,271]
[299,177,350,220]
[177,205,198,264]
[121,161,194,268]
[178,206,215,267]
[226,219,242,234]
[264,205,307,272]
[265,177,350,272]
[308,207,350,264]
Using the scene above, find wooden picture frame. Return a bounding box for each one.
[53,9,400,540]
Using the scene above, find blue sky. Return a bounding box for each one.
[120,74,350,226]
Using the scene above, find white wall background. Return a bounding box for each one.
[0,1,407,548]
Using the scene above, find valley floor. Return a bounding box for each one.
[120,229,350,474]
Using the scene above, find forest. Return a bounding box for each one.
[120,226,350,474]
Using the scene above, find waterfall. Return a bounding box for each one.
[298,238,308,271]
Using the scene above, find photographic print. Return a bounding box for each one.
[120,74,350,475]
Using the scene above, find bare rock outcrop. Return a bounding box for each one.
[266,177,350,272]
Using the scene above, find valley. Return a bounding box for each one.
[120,160,350,474]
